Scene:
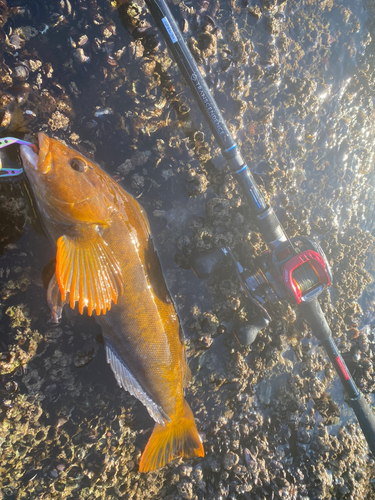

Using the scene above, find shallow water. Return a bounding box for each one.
[1,0,375,498]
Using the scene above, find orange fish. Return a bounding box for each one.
[20,133,204,472]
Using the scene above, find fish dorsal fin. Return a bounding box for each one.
[56,231,124,316]
[105,341,169,425]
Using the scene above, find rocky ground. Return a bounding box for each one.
[1,0,375,498]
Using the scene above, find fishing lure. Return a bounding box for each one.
[0,137,37,178]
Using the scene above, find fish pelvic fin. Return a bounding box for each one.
[47,272,68,323]
[56,231,124,316]
[139,400,204,473]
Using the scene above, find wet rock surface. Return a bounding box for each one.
[1,0,375,498]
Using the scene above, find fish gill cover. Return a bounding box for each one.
[1,0,375,498]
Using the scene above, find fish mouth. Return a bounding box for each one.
[20,132,49,172]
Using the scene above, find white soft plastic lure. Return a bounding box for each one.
[0,137,37,177]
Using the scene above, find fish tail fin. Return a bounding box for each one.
[139,400,204,472]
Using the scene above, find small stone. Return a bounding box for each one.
[207,455,221,473]
[131,173,145,189]
[297,427,311,444]
[131,151,151,167]
[55,417,68,428]
[223,451,239,470]
[192,464,203,482]
[73,48,90,63]
[44,327,63,342]
[117,159,134,176]
[177,479,193,499]
[49,469,58,479]
[180,464,193,477]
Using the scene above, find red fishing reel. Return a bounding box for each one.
[189,236,332,344]
[271,236,332,304]
[238,237,332,311]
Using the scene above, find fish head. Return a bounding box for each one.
[20,132,114,225]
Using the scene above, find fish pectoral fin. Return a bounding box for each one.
[56,231,124,316]
[105,341,168,425]
[47,272,68,323]
[139,399,204,472]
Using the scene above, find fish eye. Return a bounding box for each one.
[70,157,87,172]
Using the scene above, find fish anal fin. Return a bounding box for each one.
[105,342,168,425]
[56,232,124,316]
[139,400,204,473]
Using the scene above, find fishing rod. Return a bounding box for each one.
[142,0,375,454]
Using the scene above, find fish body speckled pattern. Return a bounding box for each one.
[20,132,204,472]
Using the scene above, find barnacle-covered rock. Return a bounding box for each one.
[1,0,375,498]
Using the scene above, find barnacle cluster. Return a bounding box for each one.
[1,0,375,498]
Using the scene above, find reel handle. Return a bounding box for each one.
[189,248,268,345]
